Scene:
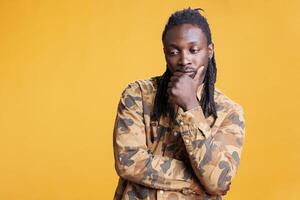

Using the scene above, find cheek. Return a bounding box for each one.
[194,52,209,66]
[165,57,177,70]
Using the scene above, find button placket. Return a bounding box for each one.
[157,189,165,199]
[173,131,178,136]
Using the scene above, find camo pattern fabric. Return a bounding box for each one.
[113,76,245,200]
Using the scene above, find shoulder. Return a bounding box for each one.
[119,76,160,110]
[214,88,245,132]
[214,87,244,115]
[121,76,159,97]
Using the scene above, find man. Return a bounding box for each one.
[113,7,245,200]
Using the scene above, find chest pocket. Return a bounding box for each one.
[163,130,189,161]
[147,119,171,156]
[148,120,188,161]
[147,116,190,161]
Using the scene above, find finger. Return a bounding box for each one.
[170,76,179,82]
[193,65,205,83]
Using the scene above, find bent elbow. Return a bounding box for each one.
[115,161,140,182]
[201,160,237,195]
[115,162,129,179]
[204,182,231,196]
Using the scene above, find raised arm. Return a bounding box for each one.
[113,83,204,194]
[173,104,245,196]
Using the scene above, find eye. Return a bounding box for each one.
[168,49,179,56]
[190,48,200,54]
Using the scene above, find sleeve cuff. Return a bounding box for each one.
[175,105,211,138]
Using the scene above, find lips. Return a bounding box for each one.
[175,68,196,77]
[185,71,196,78]
[176,68,195,73]
[182,70,194,73]
[182,70,196,78]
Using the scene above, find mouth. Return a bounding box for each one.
[177,69,196,77]
[185,71,196,78]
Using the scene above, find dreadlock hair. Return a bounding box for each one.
[152,7,218,125]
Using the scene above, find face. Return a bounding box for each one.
[163,24,214,80]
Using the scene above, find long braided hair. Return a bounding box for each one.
[152,7,218,124]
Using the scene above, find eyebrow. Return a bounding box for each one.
[166,41,200,48]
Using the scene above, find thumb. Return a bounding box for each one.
[193,65,205,83]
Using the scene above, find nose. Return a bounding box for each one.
[178,50,191,66]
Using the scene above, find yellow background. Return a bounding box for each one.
[1,0,299,199]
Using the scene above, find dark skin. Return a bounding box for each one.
[163,24,214,111]
[163,24,230,195]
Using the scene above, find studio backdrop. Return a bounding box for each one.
[0,0,299,199]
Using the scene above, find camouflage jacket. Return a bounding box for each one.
[113,76,245,200]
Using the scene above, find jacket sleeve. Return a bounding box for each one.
[113,83,203,194]
[174,104,245,196]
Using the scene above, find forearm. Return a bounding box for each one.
[173,105,245,195]
[114,143,201,193]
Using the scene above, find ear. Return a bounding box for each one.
[208,43,214,59]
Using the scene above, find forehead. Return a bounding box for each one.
[163,24,207,46]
